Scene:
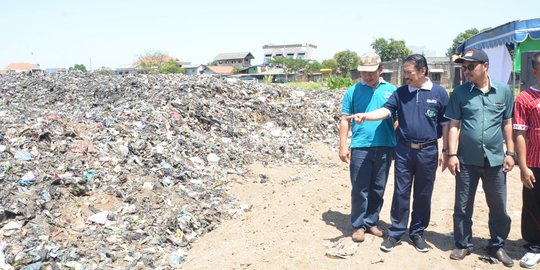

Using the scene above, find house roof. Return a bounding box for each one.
[206,66,234,74]
[4,62,39,71]
[214,52,254,61]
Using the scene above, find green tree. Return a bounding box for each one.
[159,60,186,74]
[232,66,244,74]
[269,57,309,75]
[137,50,170,73]
[371,38,412,62]
[305,60,322,74]
[321,59,338,74]
[71,64,87,72]
[446,28,481,56]
[333,50,359,75]
[334,50,360,75]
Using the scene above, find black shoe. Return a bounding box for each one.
[380,236,401,252]
[489,248,514,267]
[410,235,429,252]
[450,248,470,260]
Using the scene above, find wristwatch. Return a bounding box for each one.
[505,151,516,158]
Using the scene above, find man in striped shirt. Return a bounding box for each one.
[513,52,540,269]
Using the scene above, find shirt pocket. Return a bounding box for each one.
[487,102,506,116]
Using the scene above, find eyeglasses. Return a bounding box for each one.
[461,63,481,71]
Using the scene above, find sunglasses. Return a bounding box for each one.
[461,62,482,71]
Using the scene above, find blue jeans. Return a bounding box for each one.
[350,147,393,230]
[387,143,438,239]
[453,159,511,251]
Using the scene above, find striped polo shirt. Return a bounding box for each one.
[513,86,540,168]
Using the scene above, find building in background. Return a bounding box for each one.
[262,43,317,64]
[1,62,40,74]
[184,64,205,76]
[213,52,254,68]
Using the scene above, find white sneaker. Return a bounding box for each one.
[520,252,540,269]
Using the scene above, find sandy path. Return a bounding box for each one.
[183,142,526,270]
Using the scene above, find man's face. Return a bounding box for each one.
[360,69,381,88]
[461,60,488,84]
[403,61,424,87]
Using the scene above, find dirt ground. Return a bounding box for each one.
[183,142,528,270]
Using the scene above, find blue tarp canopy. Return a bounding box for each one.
[457,18,540,53]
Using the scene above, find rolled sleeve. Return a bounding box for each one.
[503,86,514,120]
[382,91,399,115]
[341,85,354,115]
[513,94,529,130]
[444,89,462,120]
[438,89,450,124]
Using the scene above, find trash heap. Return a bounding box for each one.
[0,72,341,269]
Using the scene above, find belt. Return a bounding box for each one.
[400,139,437,149]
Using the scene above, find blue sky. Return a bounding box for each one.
[1,0,539,69]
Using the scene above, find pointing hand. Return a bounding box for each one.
[346,113,367,124]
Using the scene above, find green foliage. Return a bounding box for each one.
[71,64,87,72]
[263,75,273,84]
[305,60,322,74]
[159,60,185,74]
[446,28,481,56]
[137,51,185,74]
[232,66,243,74]
[326,75,353,89]
[371,38,412,61]
[321,59,338,73]
[95,69,114,75]
[333,50,359,75]
[138,50,168,72]
[269,57,309,74]
[207,60,218,66]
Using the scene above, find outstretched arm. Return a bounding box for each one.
[346,108,392,124]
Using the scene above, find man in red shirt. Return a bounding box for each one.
[513,52,540,269]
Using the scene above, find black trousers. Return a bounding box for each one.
[522,167,540,251]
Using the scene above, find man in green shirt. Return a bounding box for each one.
[445,49,515,267]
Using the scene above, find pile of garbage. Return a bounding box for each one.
[0,72,341,269]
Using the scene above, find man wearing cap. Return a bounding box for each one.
[348,54,449,253]
[339,52,397,243]
[446,49,515,267]
[513,52,540,269]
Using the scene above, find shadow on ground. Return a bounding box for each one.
[425,230,528,260]
[321,209,391,242]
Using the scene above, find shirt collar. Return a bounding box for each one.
[469,77,497,92]
[360,77,387,88]
[530,86,540,92]
[408,77,433,93]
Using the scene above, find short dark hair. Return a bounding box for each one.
[404,54,428,76]
[532,52,540,68]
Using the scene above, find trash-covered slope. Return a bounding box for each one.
[0,73,340,269]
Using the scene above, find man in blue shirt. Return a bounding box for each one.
[339,52,397,242]
[348,54,449,253]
